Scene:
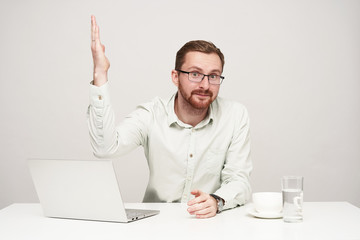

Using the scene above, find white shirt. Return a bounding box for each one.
[87,82,252,210]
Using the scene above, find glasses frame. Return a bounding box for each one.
[176,69,225,85]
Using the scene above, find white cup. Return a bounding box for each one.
[252,192,282,214]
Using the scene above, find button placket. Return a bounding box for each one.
[182,128,196,202]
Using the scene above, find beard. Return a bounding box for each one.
[178,81,215,110]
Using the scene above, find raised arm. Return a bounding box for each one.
[91,15,110,87]
[88,16,151,158]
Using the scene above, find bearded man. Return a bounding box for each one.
[88,15,252,218]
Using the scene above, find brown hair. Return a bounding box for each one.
[175,40,225,72]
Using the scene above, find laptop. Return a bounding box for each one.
[28,158,160,223]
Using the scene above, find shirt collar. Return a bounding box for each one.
[167,93,178,127]
[167,93,215,129]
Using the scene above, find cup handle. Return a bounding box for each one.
[293,196,303,211]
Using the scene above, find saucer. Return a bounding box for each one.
[246,204,282,219]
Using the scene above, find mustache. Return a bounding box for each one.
[191,89,213,97]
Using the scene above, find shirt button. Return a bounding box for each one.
[189,154,193,158]
[98,95,102,100]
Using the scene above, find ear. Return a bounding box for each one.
[171,69,179,87]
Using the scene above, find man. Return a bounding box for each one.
[88,15,252,219]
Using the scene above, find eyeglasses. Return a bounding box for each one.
[176,69,224,85]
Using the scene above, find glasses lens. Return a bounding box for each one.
[188,72,203,82]
[209,75,220,84]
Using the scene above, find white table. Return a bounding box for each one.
[0,202,360,240]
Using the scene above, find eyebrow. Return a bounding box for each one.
[186,66,222,75]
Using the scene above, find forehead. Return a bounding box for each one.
[182,51,222,73]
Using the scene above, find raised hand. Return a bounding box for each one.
[91,15,110,86]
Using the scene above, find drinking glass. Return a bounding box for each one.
[281,176,304,223]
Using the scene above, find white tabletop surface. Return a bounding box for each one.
[1,202,360,240]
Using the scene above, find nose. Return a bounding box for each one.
[199,75,210,89]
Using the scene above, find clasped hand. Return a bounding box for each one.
[187,190,218,218]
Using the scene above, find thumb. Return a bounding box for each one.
[191,189,202,197]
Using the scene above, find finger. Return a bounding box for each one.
[191,190,202,196]
[195,204,217,218]
[191,194,208,205]
[188,197,203,206]
[91,15,96,42]
[194,206,215,216]
[91,17,98,51]
[187,202,207,214]
[196,211,216,219]
[95,24,101,43]
[188,190,205,206]
[91,16,102,49]
[188,195,216,212]
[189,203,217,218]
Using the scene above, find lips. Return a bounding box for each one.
[195,93,210,97]
[192,90,212,98]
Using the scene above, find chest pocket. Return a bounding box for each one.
[205,149,227,176]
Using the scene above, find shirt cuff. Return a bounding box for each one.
[89,81,111,108]
[213,189,248,210]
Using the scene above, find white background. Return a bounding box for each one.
[0,0,359,209]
